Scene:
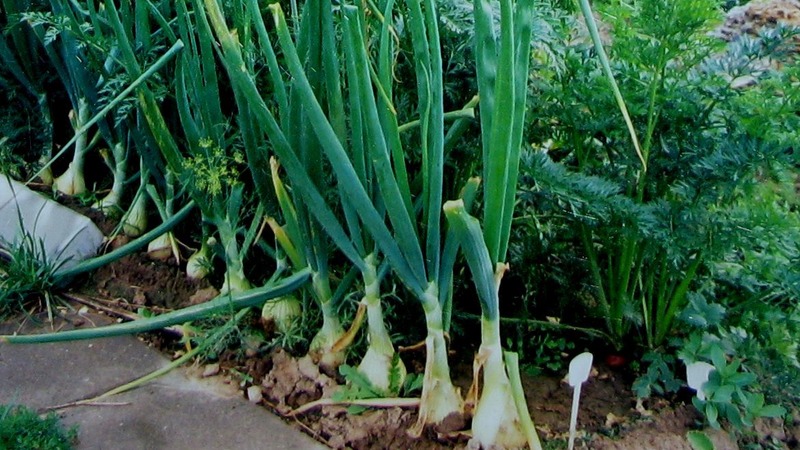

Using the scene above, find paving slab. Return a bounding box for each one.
[0,314,327,450]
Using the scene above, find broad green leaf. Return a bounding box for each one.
[686,431,715,450]
[758,405,787,418]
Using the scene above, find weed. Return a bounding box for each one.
[0,404,77,450]
[521,333,575,376]
[0,230,63,320]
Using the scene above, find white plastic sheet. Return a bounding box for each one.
[0,176,104,272]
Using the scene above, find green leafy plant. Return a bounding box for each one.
[632,351,683,399]
[687,430,715,450]
[684,345,785,430]
[522,333,575,376]
[518,0,800,352]
[0,404,77,450]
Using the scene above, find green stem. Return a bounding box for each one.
[56,308,250,407]
[397,108,475,134]
[579,225,612,332]
[2,268,311,343]
[504,351,543,450]
[454,312,614,342]
[577,0,645,172]
[655,253,703,345]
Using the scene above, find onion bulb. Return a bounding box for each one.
[261,295,302,334]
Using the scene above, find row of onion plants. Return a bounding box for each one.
[1,0,550,447]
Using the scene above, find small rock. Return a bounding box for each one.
[133,290,147,305]
[731,75,757,90]
[202,363,220,378]
[297,355,321,380]
[247,385,263,404]
[605,412,627,428]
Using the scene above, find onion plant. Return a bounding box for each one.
[91,142,127,215]
[144,172,180,264]
[440,0,537,446]
[121,161,149,237]
[185,235,213,280]
[21,5,122,198]
[266,157,348,372]
[174,1,265,294]
[200,0,475,425]
[198,0,408,386]
[0,0,55,184]
[51,98,92,196]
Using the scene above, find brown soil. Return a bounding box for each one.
[82,251,210,310]
[256,347,722,450]
[46,202,799,450]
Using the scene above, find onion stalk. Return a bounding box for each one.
[214,214,253,295]
[52,98,91,196]
[308,272,345,369]
[471,327,526,448]
[410,283,464,435]
[444,201,535,448]
[268,159,347,369]
[356,254,406,395]
[92,142,127,215]
[145,173,180,265]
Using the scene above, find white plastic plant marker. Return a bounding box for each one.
[686,361,715,401]
[0,176,104,272]
[567,352,593,450]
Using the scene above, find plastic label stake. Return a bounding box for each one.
[567,352,593,450]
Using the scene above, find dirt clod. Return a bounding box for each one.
[261,350,336,415]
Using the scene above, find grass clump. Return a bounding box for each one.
[0,404,77,450]
[0,232,61,320]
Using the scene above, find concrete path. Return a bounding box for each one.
[0,313,327,450]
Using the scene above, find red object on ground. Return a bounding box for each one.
[605,354,627,368]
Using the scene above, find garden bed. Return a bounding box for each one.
[52,235,794,450]
[3,0,800,448]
